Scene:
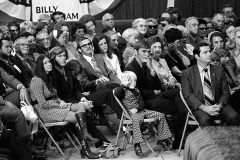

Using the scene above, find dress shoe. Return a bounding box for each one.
[164,138,173,149]
[157,140,171,150]
[134,143,144,156]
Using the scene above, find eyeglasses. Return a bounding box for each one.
[80,42,92,48]
[10,29,19,33]
[148,25,158,29]
[199,27,207,31]
[38,37,50,42]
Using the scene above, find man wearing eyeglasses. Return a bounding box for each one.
[11,37,35,88]
[35,31,50,57]
[7,22,20,42]
[101,13,124,36]
[77,36,121,92]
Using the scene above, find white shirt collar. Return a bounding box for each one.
[83,54,94,68]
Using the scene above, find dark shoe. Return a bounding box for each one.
[81,146,99,159]
[164,138,173,149]
[157,140,171,150]
[134,144,144,156]
[29,145,46,155]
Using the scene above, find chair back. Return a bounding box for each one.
[112,89,132,120]
[180,89,198,122]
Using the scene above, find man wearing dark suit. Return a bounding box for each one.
[0,38,33,106]
[125,40,187,148]
[181,42,240,126]
[101,13,124,36]
[11,37,35,88]
[77,37,121,92]
[0,67,44,160]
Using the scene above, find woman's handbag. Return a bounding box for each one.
[20,101,39,134]
[20,101,38,123]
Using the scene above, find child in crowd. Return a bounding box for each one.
[114,71,173,156]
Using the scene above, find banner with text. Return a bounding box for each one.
[32,0,117,22]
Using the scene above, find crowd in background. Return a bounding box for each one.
[1,3,240,160]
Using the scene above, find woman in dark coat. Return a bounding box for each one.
[30,54,98,159]
[49,46,122,148]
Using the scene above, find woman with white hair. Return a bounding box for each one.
[132,18,147,40]
[227,27,240,77]
[122,28,139,66]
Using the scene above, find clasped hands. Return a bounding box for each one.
[200,103,223,116]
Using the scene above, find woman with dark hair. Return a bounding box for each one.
[29,54,99,159]
[49,30,65,49]
[208,31,224,50]
[71,22,86,49]
[79,14,96,41]
[50,46,123,147]
[35,22,48,36]
[92,33,122,80]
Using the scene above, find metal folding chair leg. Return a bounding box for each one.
[143,137,158,157]
[63,127,81,155]
[115,113,124,145]
[39,120,66,160]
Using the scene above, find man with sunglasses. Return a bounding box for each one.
[77,36,120,92]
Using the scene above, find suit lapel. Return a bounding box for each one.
[210,65,216,99]
[193,65,204,100]
[94,54,108,76]
[80,54,98,77]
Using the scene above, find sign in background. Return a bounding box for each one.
[32,0,115,22]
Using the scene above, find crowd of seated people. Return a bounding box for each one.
[1,3,240,159]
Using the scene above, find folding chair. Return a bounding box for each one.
[90,105,117,135]
[177,89,199,156]
[34,111,82,160]
[113,89,158,157]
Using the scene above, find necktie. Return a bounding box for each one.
[91,57,103,77]
[203,68,214,106]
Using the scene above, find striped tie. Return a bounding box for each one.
[203,68,214,106]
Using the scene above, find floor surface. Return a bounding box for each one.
[46,125,184,160]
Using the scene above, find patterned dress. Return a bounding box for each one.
[30,76,71,123]
[122,88,172,143]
